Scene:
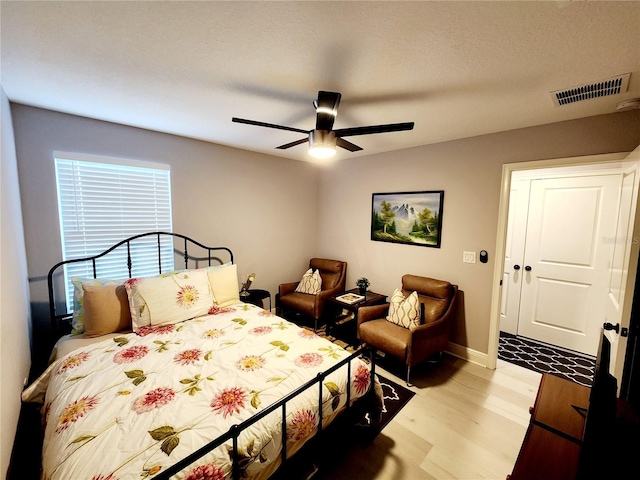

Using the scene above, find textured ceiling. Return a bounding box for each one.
[1,1,639,163]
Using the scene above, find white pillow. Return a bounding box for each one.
[295,268,322,294]
[207,263,240,307]
[386,289,421,330]
[125,268,216,330]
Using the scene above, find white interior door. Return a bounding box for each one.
[605,146,640,381]
[517,174,619,355]
[500,179,530,335]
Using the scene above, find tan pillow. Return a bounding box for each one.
[386,289,421,329]
[295,268,322,294]
[207,263,240,307]
[71,277,123,335]
[82,283,132,337]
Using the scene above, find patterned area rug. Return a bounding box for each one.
[355,373,415,444]
[303,324,415,436]
[302,323,356,352]
[270,340,415,480]
[499,332,595,387]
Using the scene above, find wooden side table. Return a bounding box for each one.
[326,288,387,345]
[240,289,272,310]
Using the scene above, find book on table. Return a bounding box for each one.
[336,292,366,304]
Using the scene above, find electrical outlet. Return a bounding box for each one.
[463,251,476,263]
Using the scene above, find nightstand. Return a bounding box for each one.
[240,289,272,310]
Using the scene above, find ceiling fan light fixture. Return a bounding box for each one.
[316,106,338,117]
[232,91,414,159]
[308,129,336,159]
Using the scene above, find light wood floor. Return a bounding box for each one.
[313,355,542,480]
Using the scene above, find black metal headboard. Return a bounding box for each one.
[47,231,234,336]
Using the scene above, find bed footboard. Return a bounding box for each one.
[155,346,378,480]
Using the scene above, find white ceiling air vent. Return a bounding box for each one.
[550,73,630,107]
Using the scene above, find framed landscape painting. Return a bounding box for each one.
[371,190,444,248]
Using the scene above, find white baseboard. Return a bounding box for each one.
[445,342,490,369]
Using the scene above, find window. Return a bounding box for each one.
[54,152,173,309]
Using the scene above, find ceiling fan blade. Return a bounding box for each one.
[276,137,309,149]
[334,122,415,138]
[336,138,363,152]
[232,117,309,135]
[315,91,341,131]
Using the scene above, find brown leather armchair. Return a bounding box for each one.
[276,258,347,331]
[357,274,459,386]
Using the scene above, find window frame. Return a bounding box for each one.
[53,151,174,311]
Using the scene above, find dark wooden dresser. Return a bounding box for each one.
[508,374,587,480]
[508,373,639,480]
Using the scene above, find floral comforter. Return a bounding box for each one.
[23,303,381,480]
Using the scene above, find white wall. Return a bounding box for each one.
[317,111,640,359]
[0,89,31,479]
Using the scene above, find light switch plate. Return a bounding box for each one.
[463,251,476,263]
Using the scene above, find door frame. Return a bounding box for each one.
[488,152,633,370]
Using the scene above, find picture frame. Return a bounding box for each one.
[371,190,444,248]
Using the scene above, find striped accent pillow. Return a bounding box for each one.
[386,289,421,329]
[295,268,322,294]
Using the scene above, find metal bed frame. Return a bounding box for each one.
[46,231,376,479]
[47,231,233,336]
[157,346,375,480]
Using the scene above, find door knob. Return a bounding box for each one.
[514,265,521,270]
[603,322,620,334]
[525,266,532,271]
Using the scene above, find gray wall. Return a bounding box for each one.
[6,102,640,474]
[11,103,320,369]
[1,89,31,479]
[317,110,640,356]
[12,104,640,363]
[12,104,640,364]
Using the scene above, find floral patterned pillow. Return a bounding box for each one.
[125,268,215,331]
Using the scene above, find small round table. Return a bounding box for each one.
[240,289,272,310]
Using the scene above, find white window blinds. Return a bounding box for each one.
[54,153,174,310]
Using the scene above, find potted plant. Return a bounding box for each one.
[356,277,370,296]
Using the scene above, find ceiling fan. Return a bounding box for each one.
[232,91,415,159]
